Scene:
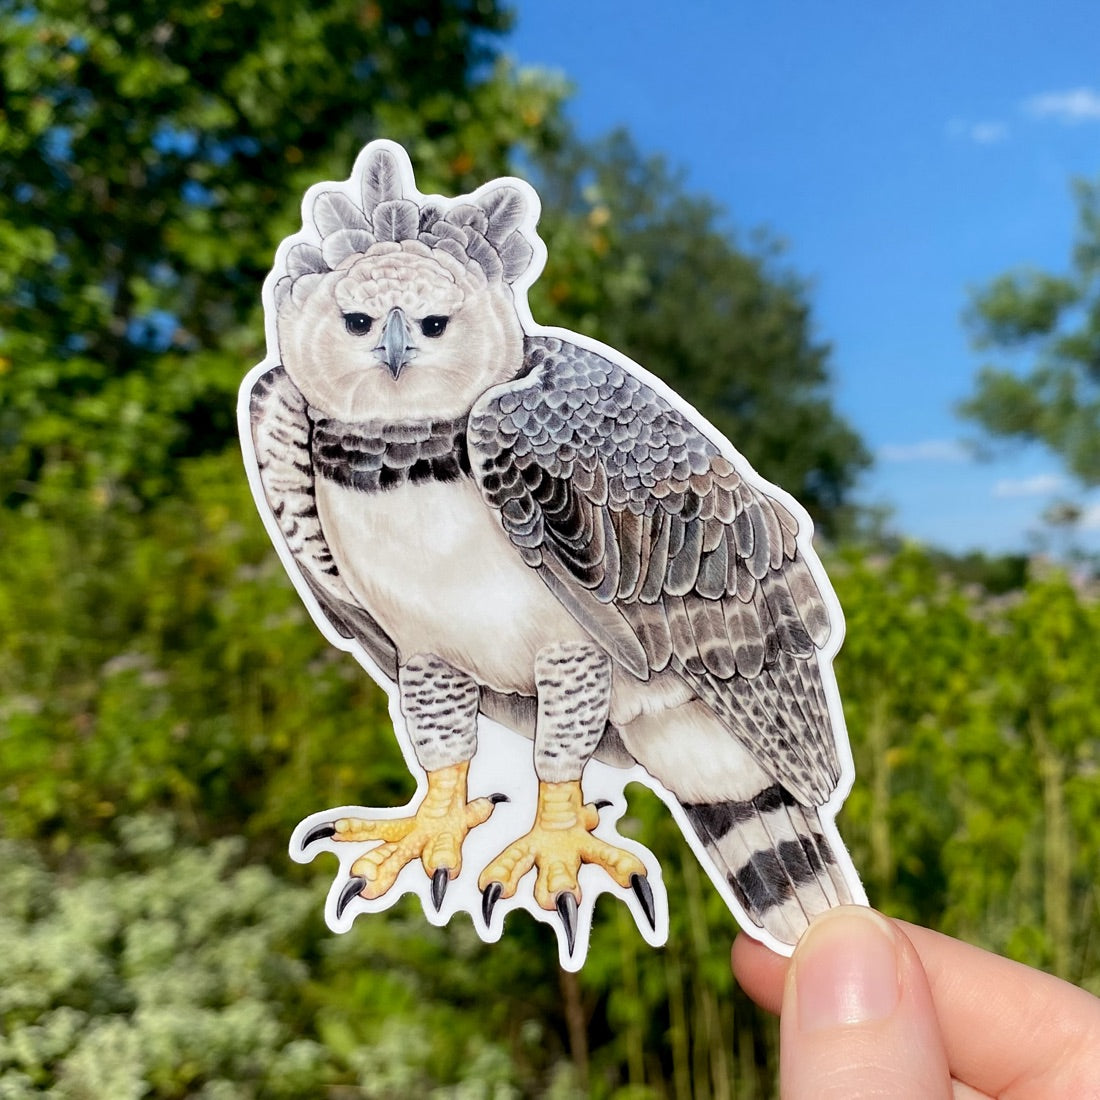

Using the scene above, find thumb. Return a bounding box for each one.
[780,906,953,1099]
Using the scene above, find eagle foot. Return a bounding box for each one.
[478,779,648,947]
[312,761,502,907]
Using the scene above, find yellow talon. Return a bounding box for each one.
[478,780,646,912]
[317,762,501,903]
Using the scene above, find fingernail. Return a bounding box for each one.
[794,907,900,1032]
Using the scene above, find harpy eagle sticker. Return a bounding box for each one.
[239,140,867,970]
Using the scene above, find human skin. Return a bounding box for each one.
[731,906,1100,1099]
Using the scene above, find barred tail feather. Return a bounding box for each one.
[683,785,861,947]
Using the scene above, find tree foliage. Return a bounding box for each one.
[0,0,566,503]
[961,177,1100,483]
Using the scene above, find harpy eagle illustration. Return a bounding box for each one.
[240,140,865,967]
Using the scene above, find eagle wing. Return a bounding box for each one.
[468,336,840,806]
[248,366,398,681]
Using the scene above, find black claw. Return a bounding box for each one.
[431,867,450,911]
[481,881,503,925]
[489,793,510,805]
[630,873,656,930]
[593,799,612,811]
[336,876,366,919]
[556,892,579,956]
[302,822,336,850]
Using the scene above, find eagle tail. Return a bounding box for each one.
[683,785,861,948]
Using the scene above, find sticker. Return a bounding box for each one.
[239,140,867,970]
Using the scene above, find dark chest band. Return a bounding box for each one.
[310,413,472,493]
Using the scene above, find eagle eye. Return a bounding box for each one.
[343,312,374,336]
[420,315,449,338]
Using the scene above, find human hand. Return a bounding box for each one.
[732,906,1100,1098]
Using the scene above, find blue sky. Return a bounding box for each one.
[504,1,1100,553]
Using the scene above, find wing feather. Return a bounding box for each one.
[687,596,737,679]
[538,552,649,678]
[469,336,842,803]
[625,599,674,671]
[784,553,831,647]
[249,366,397,680]
[667,515,686,562]
[664,596,701,674]
[695,536,728,600]
[666,517,703,595]
[724,596,766,678]
[640,513,672,603]
[614,509,644,599]
[733,509,754,560]
[761,573,815,658]
[735,551,757,602]
[746,499,772,580]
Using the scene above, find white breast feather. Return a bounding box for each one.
[315,477,589,694]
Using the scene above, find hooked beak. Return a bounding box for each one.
[374,307,416,380]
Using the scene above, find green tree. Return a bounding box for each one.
[960,176,1100,484]
[0,0,565,504]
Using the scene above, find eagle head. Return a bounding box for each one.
[272,144,540,424]
[277,240,523,422]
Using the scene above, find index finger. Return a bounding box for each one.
[897,920,1100,1096]
[733,915,1100,1097]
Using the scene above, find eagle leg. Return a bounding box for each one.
[321,654,504,912]
[478,642,650,951]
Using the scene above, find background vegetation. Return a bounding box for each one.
[3,2,1099,1096]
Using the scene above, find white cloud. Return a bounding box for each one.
[945,118,1009,144]
[992,473,1065,498]
[1079,504,1100,530]
[1024,87,1100,123]
[970,121,1009,144]
[878,439,970,463]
